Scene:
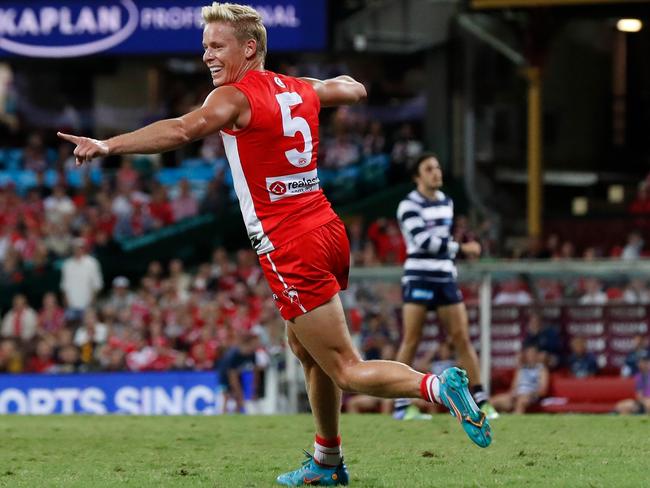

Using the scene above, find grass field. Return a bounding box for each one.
[0,414,648,487]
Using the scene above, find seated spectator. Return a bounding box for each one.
[568,337,599,378]
[578,278,608,305]
[522,310,561,368]
[116,158,139,191]
[628,181,650,215]
[38,292,65,335]
[493,278,532,305]
[621,231,644,260]
[622,335,650,377]
[106,276,135,311]
[367,218,406,264]
[615,349,650,415]
[217,332,263,414]
[149,186,174,228]
[490,345,549,414]
[26,339,56,373]
[23,133,48,172]
[363,121,386,156]
[172,179,198,221]
[623,279,650,304]
[418,341,456,376]
[557,240,576,260]
[1,294,38,342]
[391,123,423,173]
[54,344,83,373]
[73,309,109,349]
[0,338,23,373]
[44,221,73,258]
[44,185,75,225]
[323,132,361,169]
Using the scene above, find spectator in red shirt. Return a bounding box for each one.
[629,182,650,215]
[38,292,66,335]
[26,340,56,373]
[149,186,174,227]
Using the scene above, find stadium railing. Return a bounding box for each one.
[346,259,650,394]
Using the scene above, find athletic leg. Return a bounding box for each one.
[288,294,491,448]
[289,295,423,398]
[395,303,428,365]
[393,303,428,418]
[436,302,480,385]
[287,326,340,439]
[277,328,348,486]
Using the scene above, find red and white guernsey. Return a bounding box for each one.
[220,70,337,254]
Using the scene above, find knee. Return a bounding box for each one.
[330,359,362,392]
[449,327,471,348]
[288,335,316,367]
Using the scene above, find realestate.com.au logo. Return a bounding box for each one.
[0,2,304,58]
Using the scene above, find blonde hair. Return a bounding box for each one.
[202,2,267,61]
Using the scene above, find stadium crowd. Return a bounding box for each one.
[0,247,283,379]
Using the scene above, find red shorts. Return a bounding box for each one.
[260,218,350,321]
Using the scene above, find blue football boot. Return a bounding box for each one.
[277,451,349,486]
[439,367,492,448]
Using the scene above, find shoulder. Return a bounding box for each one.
[398,192,423,214]
[205,85,249,107]
[436,191,452,204]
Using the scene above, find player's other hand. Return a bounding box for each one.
[57,132,109,166]
[460,241,481,258]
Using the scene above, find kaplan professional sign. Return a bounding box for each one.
[0,371,225,414]
[0,0,326,58]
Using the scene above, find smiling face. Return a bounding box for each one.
[202,22,256,87]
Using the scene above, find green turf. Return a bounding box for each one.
[0,414,647,487]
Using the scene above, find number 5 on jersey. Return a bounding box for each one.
[275,92,313,168]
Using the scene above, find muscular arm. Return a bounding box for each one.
[300,75,367,107]
[58,86,245,164]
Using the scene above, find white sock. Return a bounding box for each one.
[313,435,342,467]
[394,398,411,410]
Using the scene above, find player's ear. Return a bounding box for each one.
[244,39,257,60]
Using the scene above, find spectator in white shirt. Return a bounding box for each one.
[623,279,650,304]
[578,278,608,305]
[60,239,103,321]
[73,308,108,347]
[44,185,75,224]
[106,276,136,311]
[621,231,644,261]
[1,294,38,342]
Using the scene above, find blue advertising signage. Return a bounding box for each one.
[0,371,225,415]
[0,0,326,58]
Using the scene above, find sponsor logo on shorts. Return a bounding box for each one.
[266,169,319,202]
[282,286,302,307]
[411,288,434,300]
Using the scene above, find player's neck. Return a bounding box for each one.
[234,60,265,83]
[417,186,439,200]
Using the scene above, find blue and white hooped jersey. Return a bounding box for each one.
[397,190,459,283]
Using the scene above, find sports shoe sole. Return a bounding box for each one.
[441,367,492,448]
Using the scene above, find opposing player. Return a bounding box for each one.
[58,3,491,485]
[394,153,499,421]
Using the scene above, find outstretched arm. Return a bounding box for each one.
[300,75,367,107]
[58,86,245,165]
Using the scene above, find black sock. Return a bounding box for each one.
[471,385,488,407]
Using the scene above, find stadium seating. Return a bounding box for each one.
[538,375,636,413]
